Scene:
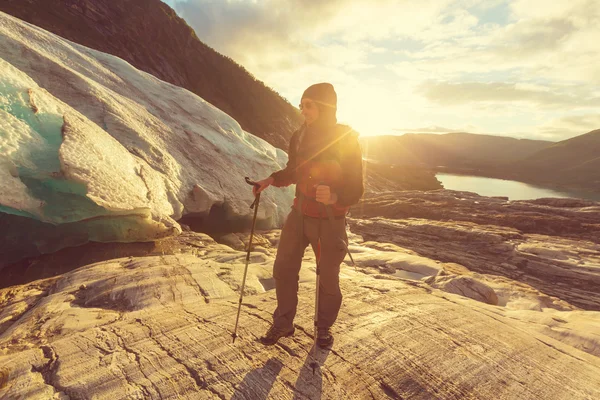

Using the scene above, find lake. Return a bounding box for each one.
[436,173,600,202]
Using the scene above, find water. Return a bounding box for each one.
[436,173,600,202]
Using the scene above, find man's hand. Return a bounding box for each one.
[253,176,274,196]
[315,184,338,205]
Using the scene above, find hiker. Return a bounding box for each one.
[252,82,364,348]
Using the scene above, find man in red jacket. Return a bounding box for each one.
[253,82,364,348]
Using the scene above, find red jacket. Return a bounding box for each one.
[270,122,364,218]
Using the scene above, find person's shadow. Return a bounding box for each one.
[232,358,284,400]
[293,345,332,400]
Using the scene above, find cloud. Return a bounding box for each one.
[509,0,599,20]
[163,0,600,140]
[536,114,600,140]
[169,0,321,70]
[167,0,461,72]
[494,19,577,56]
[383,0,600,87]
[417,82,600,108]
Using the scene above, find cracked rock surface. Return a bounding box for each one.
[1,228,599,399]
[351,190,600,311]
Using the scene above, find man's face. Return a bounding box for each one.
[300,98,319,125]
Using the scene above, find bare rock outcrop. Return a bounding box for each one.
[1,231,599,399]
[349,216,600,311]
[351,189,600,243]
[349,189,600,311]
[424,275,499,305]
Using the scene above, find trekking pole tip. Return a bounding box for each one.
[310,361,318,375]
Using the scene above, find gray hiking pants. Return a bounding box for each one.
[272,209,348,330]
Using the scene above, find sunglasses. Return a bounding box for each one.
[299,101,316,111]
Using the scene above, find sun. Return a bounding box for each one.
[336,86,407,137]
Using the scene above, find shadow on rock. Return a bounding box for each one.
[293,345,332,400]
[232,358,284,400]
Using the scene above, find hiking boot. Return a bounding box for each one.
[260,325,295,346]
[317,327,334,349]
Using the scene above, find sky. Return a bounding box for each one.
[162,0,600,141]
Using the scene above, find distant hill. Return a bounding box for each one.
[361,130,600,193]
[0,0,302,149]
[513,129,600,190]
[360,132,553,170]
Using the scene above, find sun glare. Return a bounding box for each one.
[338,88,405,137]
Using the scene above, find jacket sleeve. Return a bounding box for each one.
[335,134,364,207]
[270,130,299,187]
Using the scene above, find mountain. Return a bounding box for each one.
[513,129,600,190]
[0,0,302,150]
[360,132,553,170]
[361,129,600,193]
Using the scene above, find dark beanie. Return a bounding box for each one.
[302,83,337,109]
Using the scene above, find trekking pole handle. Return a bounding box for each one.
[245,177,261,209]
[245,176,260,188]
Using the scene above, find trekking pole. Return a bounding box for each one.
[309,203,325,374]
[232,177,261,344]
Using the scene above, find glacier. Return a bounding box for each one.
[0,11,294,267]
